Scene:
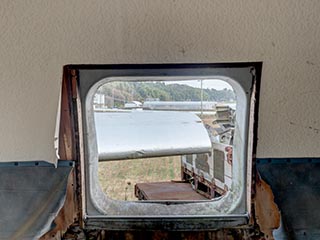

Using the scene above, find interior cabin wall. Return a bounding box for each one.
[1,0,320,164]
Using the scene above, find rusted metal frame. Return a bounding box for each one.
[242,64,280,239]
[59,67,75,160]
[85,215,249,231]
[244,66,259,223]
[42,67,83,238]
[69,68,84,227]
[58,67,82,213]
[247,64,280,239]
[96,229,252,240]
[58,67,81,161]
[65,67,84,228]
[248,71,258,227]
[77,64,260,230]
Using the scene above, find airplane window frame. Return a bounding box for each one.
[74,63,262,230]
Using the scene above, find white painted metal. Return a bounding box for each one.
[95,110,212,161]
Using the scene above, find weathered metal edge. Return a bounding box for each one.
[0,160,74,168]
[85,214,249,231]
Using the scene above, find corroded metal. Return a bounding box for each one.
[257,159,320,239]
[254,174,280,239]
[58,67,77,161]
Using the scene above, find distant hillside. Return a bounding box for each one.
[97,81,235,105]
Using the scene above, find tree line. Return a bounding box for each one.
[97,81,235,104]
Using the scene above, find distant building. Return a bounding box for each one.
[93,93,107,110]
[124,101,142,109]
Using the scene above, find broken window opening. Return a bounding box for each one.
[75,63,261,230]
[94,79,236,202]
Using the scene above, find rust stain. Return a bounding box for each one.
[101,230,239,240]
[59,67,78,160]
[254,174,280,240]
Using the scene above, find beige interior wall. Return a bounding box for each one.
[1,0,319,163]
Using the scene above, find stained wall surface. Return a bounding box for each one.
[0,0,319,164]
